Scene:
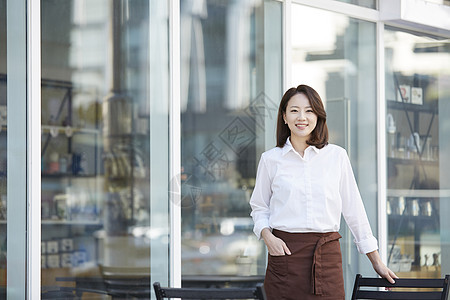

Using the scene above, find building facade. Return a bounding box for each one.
[1,0,450,298]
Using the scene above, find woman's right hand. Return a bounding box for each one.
[261,228,291,256]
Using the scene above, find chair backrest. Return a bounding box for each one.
[153,282,267,300]
[351,274,450,300]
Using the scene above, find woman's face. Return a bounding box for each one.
[283,93,318,141]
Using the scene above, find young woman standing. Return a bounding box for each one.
[250,85,397,299]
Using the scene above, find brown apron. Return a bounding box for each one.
[264,230,345,300]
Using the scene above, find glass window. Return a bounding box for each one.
[291,4,377,296]
[424,0,450,6]
[334,0,376,9]
[41,1,170,298]
[180,0,282,279]
[0,0,6,297]
[385,27,450,278]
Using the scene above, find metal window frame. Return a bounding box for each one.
[169,0,181,289]
[283,0,292,89]
[6,0,41,298]
[376,21,387,264]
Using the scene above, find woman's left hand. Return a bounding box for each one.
[366,250,398,284]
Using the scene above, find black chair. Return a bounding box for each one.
[351,273,450,300]
[153,282,267,300]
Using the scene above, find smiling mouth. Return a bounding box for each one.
[296,124,308,129]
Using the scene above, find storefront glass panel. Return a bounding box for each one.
[424,0,450,6]
[334,0,376,9]
[291,4,378,296]
[180,0,282,279]
[385,27,450,278]
[0,0,6,297]
[41,1,170,298]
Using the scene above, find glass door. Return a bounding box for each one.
[291,4,378,296]
[41,1,170,298]
[385,27,450,278]
[180,0,282,280]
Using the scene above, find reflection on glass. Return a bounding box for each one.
[334,0,376,9]
[41,1,169,298]
[291,4,377,296]
[180,0,282,278]
[385,27,450,278]
[0,0,6,297]
[424,0,450,6]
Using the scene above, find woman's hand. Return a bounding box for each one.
[261,228,291,256]
[366,250,398,284]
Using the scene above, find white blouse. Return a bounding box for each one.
[249,138,378,254]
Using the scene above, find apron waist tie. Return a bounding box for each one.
[310,232,342,295]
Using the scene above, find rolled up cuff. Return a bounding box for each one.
[355,236,378,254]
[253,219,271,240]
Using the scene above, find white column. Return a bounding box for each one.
[376,22,387,264]
[169,0,181,289]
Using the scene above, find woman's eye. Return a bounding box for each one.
[306,109,313,113]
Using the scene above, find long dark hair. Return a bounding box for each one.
[276,84,328,149]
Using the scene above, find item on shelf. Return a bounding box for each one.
[408,199,420,216]
[61,253,73,268]
[399,256,413,272]
[47,254,60,268]
[422,136,433,161]
[411,87,423,105]
[397,134,406,159]
[420,200,433,216]
[46,240,59,254]
[397,85,411,103]
[406,132,421,159]
[49,126,59,138]
[48,152,60,174]
[59,155,68,173]
[72,250,88,267]
[387,114,396,157]
[65,125,73,137]
[432,252,440,267]
[71,152,88,175]
[54,194,68,220]
[60,238,74,252]
[390,196,406,215]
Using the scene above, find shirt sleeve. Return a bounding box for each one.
[249,154,272,240]
[339,150,378,254]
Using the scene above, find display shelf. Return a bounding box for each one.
[388,157,438,166]
[387,189,450,198]
[42,220,101,226]
[396,267,441,279]
[386,75,443,278]
[387,100,438,114]
[42,173,98,179]
[0,220,102,225]
[42,125,99,135]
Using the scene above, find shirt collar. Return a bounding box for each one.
[282,137,320,156]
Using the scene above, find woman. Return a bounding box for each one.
[249,85,397,299]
